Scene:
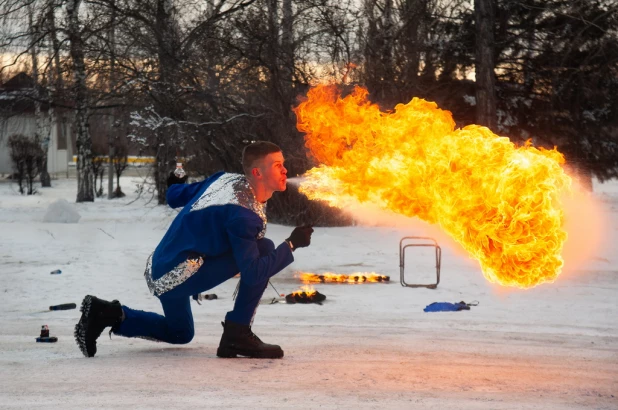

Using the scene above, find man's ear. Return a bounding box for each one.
[251,167,261,178]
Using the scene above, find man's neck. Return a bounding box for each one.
[246,177,271,203]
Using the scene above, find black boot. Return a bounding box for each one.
[74,295,123,358]
[216,320,284,359]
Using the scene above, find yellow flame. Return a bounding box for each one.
[297,271,389,283]
[292,284,317,297]
[294,84,572,289]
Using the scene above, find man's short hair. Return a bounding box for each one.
[242,141,282,175]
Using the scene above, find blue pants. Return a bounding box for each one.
[114,238,274,344]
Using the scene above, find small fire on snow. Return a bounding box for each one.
[292,284,317,297]
[297,271,390,284]
[286,285,326,304]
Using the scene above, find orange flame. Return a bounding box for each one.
[293,84,572,289]
[292,284,317,297]
[298,271,390,283]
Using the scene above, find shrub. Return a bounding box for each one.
[112,141,129,198]
[8,134,44,195]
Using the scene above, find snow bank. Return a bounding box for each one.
[42,198,81,223]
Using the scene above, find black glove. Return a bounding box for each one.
[167,171,188,188]
[286,226,314,251]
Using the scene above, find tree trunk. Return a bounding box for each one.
[379,0,394,101]
[48,1,65,93]
[280,0,294,107]
[474,0,497,129]
[154,0,181,204]
[267,0,283,110]
[107,2,116,199]
[67,0,95,202]
[400,0,423,89]
[47,0,67,173]
[363,0,395,103]
[28,5,52,187]
[363,0,379,92]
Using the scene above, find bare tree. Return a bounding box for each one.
[0,0,56,188]
[27,2,53,187]
[91,140,107,196]
[8,134,44,194]
[90,0,258,203]
[363,0,397,103]
[45,0,69,183]
[66,0,95,202]
[280,0,293,102]
[112,139,128,197]
[107,1,117,199]
[398,0,426,91]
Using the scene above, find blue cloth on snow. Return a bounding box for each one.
[424,302,470,312]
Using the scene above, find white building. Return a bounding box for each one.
[0,72,73,177]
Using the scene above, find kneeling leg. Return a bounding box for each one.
[114,296,194,344]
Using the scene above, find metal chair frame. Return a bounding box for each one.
[399,236,441,289]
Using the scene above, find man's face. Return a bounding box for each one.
[256,151,287,192]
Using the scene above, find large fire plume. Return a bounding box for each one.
[293,85,572,289]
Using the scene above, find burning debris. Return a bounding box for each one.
[294,85,573,289]
[285,285,326,304]
[297,271,390,284]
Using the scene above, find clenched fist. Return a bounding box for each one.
[285,226,314,251]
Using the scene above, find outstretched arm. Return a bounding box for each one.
[166,181,203,209]
[166,171,224,209]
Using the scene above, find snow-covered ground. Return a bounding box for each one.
[0,176,616,409]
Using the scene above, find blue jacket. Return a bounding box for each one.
[145,172,293,296]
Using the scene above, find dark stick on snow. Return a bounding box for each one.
[49,303,77,311]
[41,229,56,239]
[98,228,115,239]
